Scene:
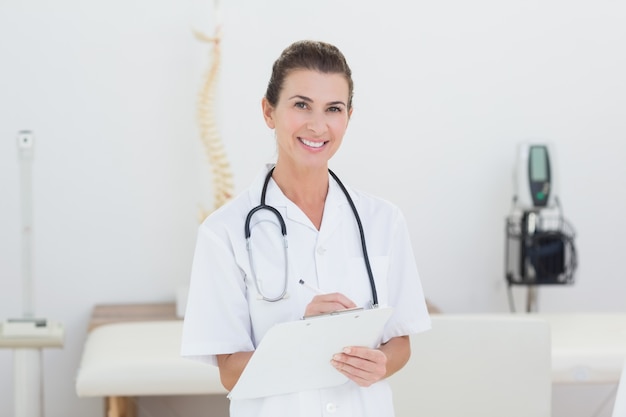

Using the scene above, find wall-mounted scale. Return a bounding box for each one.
[0,131,64,417]
[505,142,578,312]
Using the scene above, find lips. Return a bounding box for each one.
[299,137,327,148]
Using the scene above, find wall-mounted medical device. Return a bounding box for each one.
[505,142,577,287]
[513,143,555,209]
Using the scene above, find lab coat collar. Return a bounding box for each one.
[247,164,356,232]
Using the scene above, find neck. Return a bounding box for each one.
[271,163,329,229]
[272,164,328,203]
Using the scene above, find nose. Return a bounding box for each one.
[306,112,327,135]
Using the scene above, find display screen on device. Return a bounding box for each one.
[530,146,548,181]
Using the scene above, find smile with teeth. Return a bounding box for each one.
[299,138,327,148]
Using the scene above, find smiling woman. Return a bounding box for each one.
[181,40,431,417]
[262,70,352,225]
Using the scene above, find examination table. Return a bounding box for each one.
[75,303,626,417]
[75,304,226,417]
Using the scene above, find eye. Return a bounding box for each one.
[294,101,309,110]
[327,106,343,113]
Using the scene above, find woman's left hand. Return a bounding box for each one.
[330,346,388,387]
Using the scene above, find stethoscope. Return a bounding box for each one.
[244,166,378,306]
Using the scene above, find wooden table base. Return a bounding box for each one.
[106,396,137,417]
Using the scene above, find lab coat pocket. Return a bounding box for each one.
[346,255,389,307]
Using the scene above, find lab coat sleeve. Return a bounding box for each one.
[381,208,431,342]
[180,222,254,366]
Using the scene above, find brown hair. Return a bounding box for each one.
[264,40,354,109]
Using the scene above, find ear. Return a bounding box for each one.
[261,97,275,129]
[345,106,353,127]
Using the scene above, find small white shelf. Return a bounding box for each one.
[0,320,64,349]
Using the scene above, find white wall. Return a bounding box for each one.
[0,1,624,416]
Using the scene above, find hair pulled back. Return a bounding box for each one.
[264,40,354,109]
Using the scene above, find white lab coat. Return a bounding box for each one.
[181,166,431,417]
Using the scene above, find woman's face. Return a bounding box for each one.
[262,69,352,172]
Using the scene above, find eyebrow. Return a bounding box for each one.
[288,95,347,107]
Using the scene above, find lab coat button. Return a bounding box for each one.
[317,246,326,255]
[326,402,337,413]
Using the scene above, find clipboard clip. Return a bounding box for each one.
[303,307,365,320]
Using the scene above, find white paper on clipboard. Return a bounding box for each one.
[228,306,394,400]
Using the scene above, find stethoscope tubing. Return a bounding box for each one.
[244,167,378,306]
[328,169,379,307]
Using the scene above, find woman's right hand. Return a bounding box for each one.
[303,293,357,318]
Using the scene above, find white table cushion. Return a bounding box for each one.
[75,321,226,397]
[389,315,553,417]
[538,313,626,384]
[75,313,626,400]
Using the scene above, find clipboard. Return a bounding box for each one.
[228,306,394,400]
